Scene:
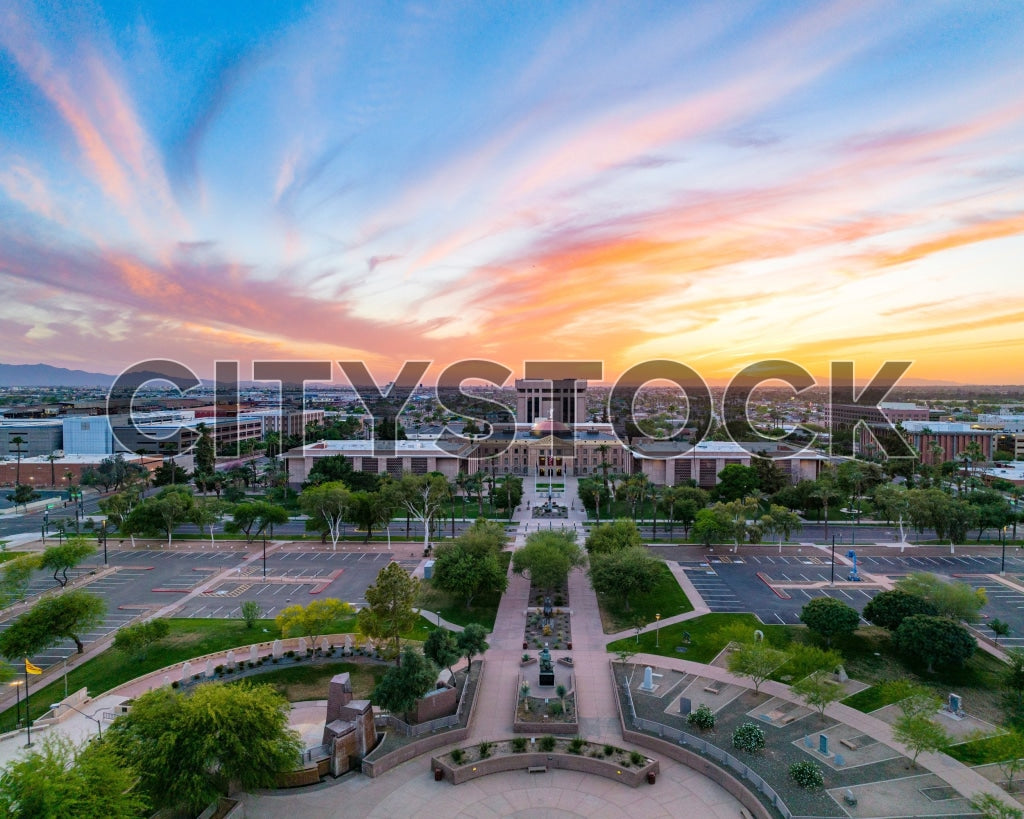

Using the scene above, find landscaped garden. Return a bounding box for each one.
[594,561,692,633]
[416,550,511,630]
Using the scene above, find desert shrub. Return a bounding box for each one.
[568,737,585,754]
[539,735,556,752]
[789,761,824,789]
[478,741,492,759]
[450,748,464,764]
[686,704,715,731]
[549,701,564,716]
[732,722,766,754]
[630,751,645,766]
[603,744,614,757]
[511,737,527,753]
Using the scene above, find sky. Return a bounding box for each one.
[1,0,1023,387]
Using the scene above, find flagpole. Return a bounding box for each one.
[23,661,32,748]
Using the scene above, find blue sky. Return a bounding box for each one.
[1,1,1023,383]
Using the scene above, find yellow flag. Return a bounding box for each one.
[24,659,42,675]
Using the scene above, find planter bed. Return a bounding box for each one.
[432,738,657,787]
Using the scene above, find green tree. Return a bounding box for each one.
[112,618,170,661]
[5,484,40,513]
[894,614,976,673]
[992,618,1012,644]
[0,553,40,606]
[456,622,489,667]
[989,729,1024,792]
[397,474,449,552]
[348,489,396,543]
[799,597,860,646]
[0,734,148,819]
[585,519,642,554]
[39,537,96,588]
[692,504,733,546]
[970,793,1024,819]
[780,644,844,681]
[124,486,197,546]
[303,454,381,492]
[9,436,25,484]
[371,646,438,722]
[511,530,585,591]
[298,481,352,549]
[106,682,301,815]
[431,520,508,608]
[359,562,419,663]
[226,500,289,543]
[727,642,790,693]
[194,422,216,475]
[713,464,760,502]
[0,590,105,656]
[892,711,949,764]
[588,546,662,611]
[862,589,938,631]
[151,460,189,486]
[1005,648,1024,704]
[791,670,844,717]
[759,504,802,548]
[241,600,263,628]
[423,628,461,680]
[276,598,354,646]
[895,572,986,622]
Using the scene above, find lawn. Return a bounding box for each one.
[238,660,388,702]
[944,733,1012,766]
[416,551,512,630]
[2,614,436,733]
[0,550,28,563]
[595,562,693,633]
[607,612,792,664]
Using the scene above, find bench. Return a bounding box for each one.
[527,766,547,774]
[703,686,721,695]
[782,715,797,725]
[844,789,858,806]
[840,739,859,751]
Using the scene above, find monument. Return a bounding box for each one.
[640,666,655,692]
[539,646,555,686]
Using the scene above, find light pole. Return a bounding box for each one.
[50,702,103,737]
[9,680,22,729]
[830,535,836,585]
[1001,526,1007,577]
[655,613,661,648]
[100,520,108,566]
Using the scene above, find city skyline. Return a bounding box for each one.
[2,2,1024,384]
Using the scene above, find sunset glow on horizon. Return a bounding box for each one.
[2,1,1024,385]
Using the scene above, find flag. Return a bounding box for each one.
[24,659,42,675]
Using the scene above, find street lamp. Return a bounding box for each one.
[830,535,836,585]
[655,613,661,648]
[1001,526,1007,577]
[100,520,108,566]
[9,680,23,729]
[50,702,103,737]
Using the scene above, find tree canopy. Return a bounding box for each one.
[588,546,662,612]
[895,572,986,622]
[894,614,976,673]
[431,519,508,608]
[276,598,354,645]
[371,646,438,721]
[358,562,419,663]
[511,530,585,591]
[862,589,938,631]
[106,682,301,815]
[39,537,96,588]
[0,590,105,657]
[799,597,860,646]
[585,519,642,554]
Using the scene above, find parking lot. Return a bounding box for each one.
[0,546,424,671]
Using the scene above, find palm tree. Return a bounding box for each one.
[10,436,25,485]
[47,451,59,487]
[810,470,840,542]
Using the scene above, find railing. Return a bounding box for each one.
[622,676,797,819]
[376,671,471,737]
[301,743,329,764]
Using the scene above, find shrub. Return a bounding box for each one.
[522,653,530,662]
[214,665,224,674]
[686,704,715,732]
[539,735,556,752]
[568,737,585,754]
[549,701,564,716]
[451,748,465,764]
[732,722,766,754]
[603,744,614,757]
[171,680,180,689]
[630,751,645,766]
[511,737,527,753]
[285,650,295,658]
[789,761,824,790]
[478,740,492,759]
